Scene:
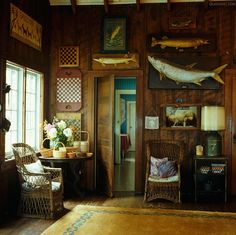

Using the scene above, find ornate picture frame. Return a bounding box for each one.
[102,17,127,53]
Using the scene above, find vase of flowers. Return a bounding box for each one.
[43,117,74,148]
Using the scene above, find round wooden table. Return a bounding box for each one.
[39,155,92,197]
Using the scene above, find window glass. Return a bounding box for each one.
[5,62,43,157]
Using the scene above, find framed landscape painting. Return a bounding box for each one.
[102,17,127,53]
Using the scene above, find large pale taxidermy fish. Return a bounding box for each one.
[148,56,227,86]
[151,36,209,49]
[94,54,136,66]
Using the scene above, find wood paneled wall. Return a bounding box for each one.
[0,0,51,164]
[49,4,236,195]
[0,0,51,216]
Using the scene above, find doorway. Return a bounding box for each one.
[114,78,136,192]
[91,70,143,196]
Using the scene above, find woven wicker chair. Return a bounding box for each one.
[12,143,64,219]
[144,140,184,203]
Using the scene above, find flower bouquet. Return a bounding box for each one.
[43,117,74,148]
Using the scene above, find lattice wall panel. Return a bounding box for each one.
[56,69,82,112]
[59,46,79,67]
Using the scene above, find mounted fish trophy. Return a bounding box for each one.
[148,56,227,90]
[92,53,139,70]
[147,33,216,53]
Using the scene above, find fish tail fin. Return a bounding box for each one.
[130,54,136,62]
[162,36,168,40]
[214,64,228,74]
[212,64,228,84]
[151,37,158,47]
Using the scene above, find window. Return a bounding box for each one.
[5,62,43,157]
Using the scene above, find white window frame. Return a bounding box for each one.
[5,61,44,158]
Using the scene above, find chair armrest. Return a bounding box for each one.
[43,166,63,182]
[23,171,51,179]
[21,171,52,187]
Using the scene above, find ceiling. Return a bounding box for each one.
[49,0,205,6]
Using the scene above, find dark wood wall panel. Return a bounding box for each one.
[0,0,51,216]
[0,0,50,73]
[49,3,235,195]
[219,8,233,65]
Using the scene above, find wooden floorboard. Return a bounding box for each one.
[1,193,236,235]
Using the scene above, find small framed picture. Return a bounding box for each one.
[102,17,127,53]
[145,116,159,130]
[164,105,198,128]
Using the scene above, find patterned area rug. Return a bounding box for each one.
[41,205,236,235]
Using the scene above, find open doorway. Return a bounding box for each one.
[92,70,143,196]
[114,78,136,192]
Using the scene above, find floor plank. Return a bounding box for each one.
[1,193,236,235]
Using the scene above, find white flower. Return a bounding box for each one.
[57,120,67,130]
[63,128,73,138]
[48,127,57,139]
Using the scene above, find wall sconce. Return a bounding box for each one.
[201,106,225,156]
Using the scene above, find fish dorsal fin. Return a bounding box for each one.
[185,63,197,70]
[193,81,202,86]
[162,36,168,40]
[159,72,166,80]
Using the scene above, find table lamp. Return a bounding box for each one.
[201,106,225,156]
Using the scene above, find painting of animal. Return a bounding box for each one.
[165,106,198,128]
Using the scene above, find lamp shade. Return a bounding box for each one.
[201,106,225,131]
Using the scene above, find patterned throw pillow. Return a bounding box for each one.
[150,156,168,176]
[158,160,177,178]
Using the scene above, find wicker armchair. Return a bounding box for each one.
[12,143,64,219]
[144,140,184,203]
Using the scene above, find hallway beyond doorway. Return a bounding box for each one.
[114,151,135,192]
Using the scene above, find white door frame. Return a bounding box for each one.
[127,101,136,151]
[115,89,136,164]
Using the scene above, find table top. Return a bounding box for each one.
[39,154,93,162]
[194,155,228,160]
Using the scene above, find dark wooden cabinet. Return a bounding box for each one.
[194,156,228,203]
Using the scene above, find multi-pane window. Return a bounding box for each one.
[5,62,43,157]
